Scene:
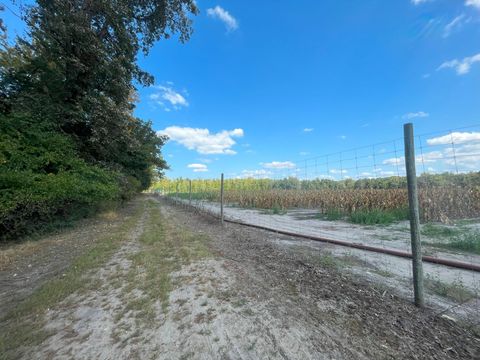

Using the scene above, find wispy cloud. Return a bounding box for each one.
[438,53,480,75]
[402,111,429,120]
[158,127,244,155]
[187,164,208,172]
[443,14,470,38]
[303,128,314,133]
[207,6,238,31]
[411,0,432,5]
[466,0,480,10]
[150,84,188,111]
[339,135,347,140]
[261,161,296,169]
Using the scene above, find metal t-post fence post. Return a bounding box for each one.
[404,123,425,307]
[175,183,179,206]
[189,179,192,207]
[220,173,224,225]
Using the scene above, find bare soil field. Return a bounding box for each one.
[1,195,479,359]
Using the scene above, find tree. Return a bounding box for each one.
[1,0,197,186]
[0,0,197,240]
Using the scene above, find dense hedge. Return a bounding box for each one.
[0,113,135,241]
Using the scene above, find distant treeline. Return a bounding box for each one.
[0,1,198,241]
[153,172,480,193]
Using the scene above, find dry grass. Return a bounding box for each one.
[0,202,145,360]
[179,186,480,223]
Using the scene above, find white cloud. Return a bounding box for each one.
[402,111,429,120]
[158,126,244,155]
[443,14,468,38]
[187,164,208,172]
[427,132,480,145]
[418,151,444,163]
[261,161,296,169]
[411,0,432,4]
[207,6,238,31]
[339,135,347,140]
[303,128,314,132]
[150,85,189,111]
[240,169,272,178]
[443,143,480,169]
[383,151,444,166]
[329,169,348,174]
[383,157,403,166]
[466,0,480,10]
[437,53,480,75]
[299,151,310,156]
[381,134,480,172]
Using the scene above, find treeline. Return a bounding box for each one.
[153,172,480,193]
[0,1,198,241]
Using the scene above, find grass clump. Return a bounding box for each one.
[425,276,475,303]
[261,204,287,215]
[425,231,480,255]
[349,208,408,225]
[322,208,344,221]
[316,253,339,269]
[421,223,462,238]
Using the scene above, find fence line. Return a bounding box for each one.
[156,123,480,326]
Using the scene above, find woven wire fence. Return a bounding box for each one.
[155,124,480,332]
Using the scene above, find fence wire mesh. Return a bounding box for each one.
[154,124,480,334]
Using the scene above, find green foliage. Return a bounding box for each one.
[0,112,126,240]
[0,1,197,240]
[323,208,344,221]
[421,223,462,238]
[349,208,409,225]
[425,231,480,255]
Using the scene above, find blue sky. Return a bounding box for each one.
[2,0,480,179]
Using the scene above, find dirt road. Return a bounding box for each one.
[1,195,479,359]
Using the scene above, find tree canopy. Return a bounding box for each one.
[0,0,198,240]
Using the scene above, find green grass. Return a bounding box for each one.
[315,253,339,269]
[425,276,476,303]
[261,204,287,215]
[119,200,212,326]
[425,232,480,255]
[421,223,462,238]
[321,208,344,221]
[319,208,408,225]
[348,208,409,225]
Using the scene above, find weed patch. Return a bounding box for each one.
[120,200,211,326]
[424,231,480,255]
[349,208,408,225]
[425,276,475,303]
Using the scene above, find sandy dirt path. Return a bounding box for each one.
[1,196,479,359]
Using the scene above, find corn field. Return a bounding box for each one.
[152,177,480,222]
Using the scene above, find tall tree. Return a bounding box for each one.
[1,0,197,184]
